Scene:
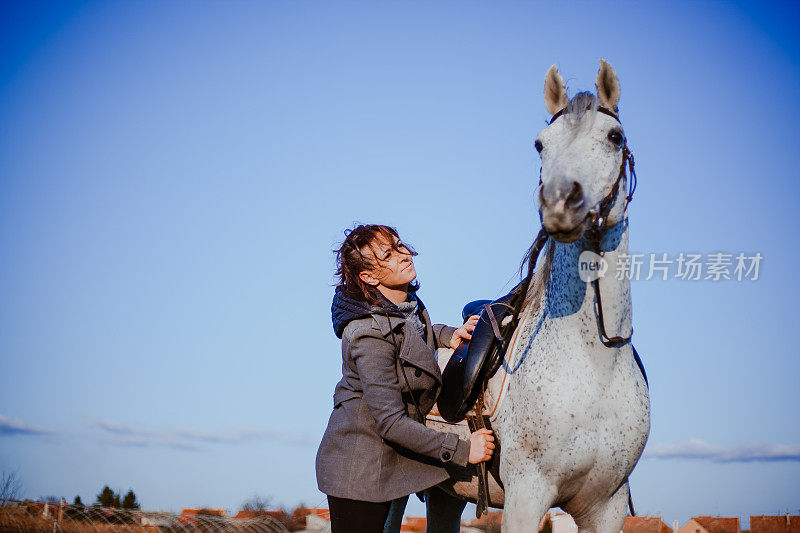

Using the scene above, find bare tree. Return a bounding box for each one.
[240,494,272,512]
[0,470,23,501]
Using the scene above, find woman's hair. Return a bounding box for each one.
[334,224,420,305]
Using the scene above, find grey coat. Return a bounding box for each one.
[315,288,470,503]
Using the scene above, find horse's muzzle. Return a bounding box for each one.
[540,179,587,242]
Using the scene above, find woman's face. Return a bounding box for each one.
[360,234,416,290]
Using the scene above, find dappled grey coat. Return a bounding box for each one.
[315,287,470,503]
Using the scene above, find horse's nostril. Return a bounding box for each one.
[538,185,546,207]
[566,181,583,208]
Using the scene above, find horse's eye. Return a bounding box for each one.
[607,130,624,147]
[534,140,544,153]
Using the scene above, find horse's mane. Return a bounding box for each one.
[562,91,599,126]
[519,237,554,321]
[558,92,605,146]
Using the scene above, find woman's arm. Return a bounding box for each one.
[350,326,471,467]
[434,315,480,350]
[432,324,458,349]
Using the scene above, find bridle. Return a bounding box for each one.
[541,105,637,238]
[503,104,639,358]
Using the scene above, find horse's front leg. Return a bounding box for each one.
[501,461,557,533]
[570,479,630,533]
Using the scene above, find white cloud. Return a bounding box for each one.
[0,414,55,437]
[89,419,157,437]
[86,419,313,450]
[645,438,800,462]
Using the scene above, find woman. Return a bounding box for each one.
[315,224,494,532]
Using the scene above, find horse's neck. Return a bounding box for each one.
[488,219,632,404]
[543,218,631,337]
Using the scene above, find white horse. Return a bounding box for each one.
[426,59,650,532]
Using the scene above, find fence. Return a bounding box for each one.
[0,501,289,533]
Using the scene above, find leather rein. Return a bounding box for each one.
[571,105,637,347]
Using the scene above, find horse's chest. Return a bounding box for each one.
[495,326,649,479]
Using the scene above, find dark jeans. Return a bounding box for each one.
[327,495,392,533]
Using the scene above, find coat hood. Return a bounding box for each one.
[331,286,406,339]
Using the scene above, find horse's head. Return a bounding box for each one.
[535,59,631,243]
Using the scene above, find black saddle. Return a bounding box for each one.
[437,290,650,424]
[437,290,517,423]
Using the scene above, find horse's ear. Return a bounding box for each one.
[544,64,568,116]
[595,59,620,112]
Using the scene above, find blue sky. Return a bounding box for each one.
[1,0,798,524]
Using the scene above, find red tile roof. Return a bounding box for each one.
[307,508,330,521]
[694,516,740,533]
[233,510,289,520]
[624,516,673,533]
[180,509,227,517]
[401,517,427,532]
[751,516,800,533]
[468,510,503,528]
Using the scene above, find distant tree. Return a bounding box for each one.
[112,493,121,508]
[39,496,60,503]
[238,497,315,531]
[287,505,312,531]
[0,471,23,501]
[121,490,139,510]
[73,495,84,507]
[240,494,272,512]
[257,504,313,532]
[96,485,117,507]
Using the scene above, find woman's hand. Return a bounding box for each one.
[468,428,495,464]
[450,314,480,350]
